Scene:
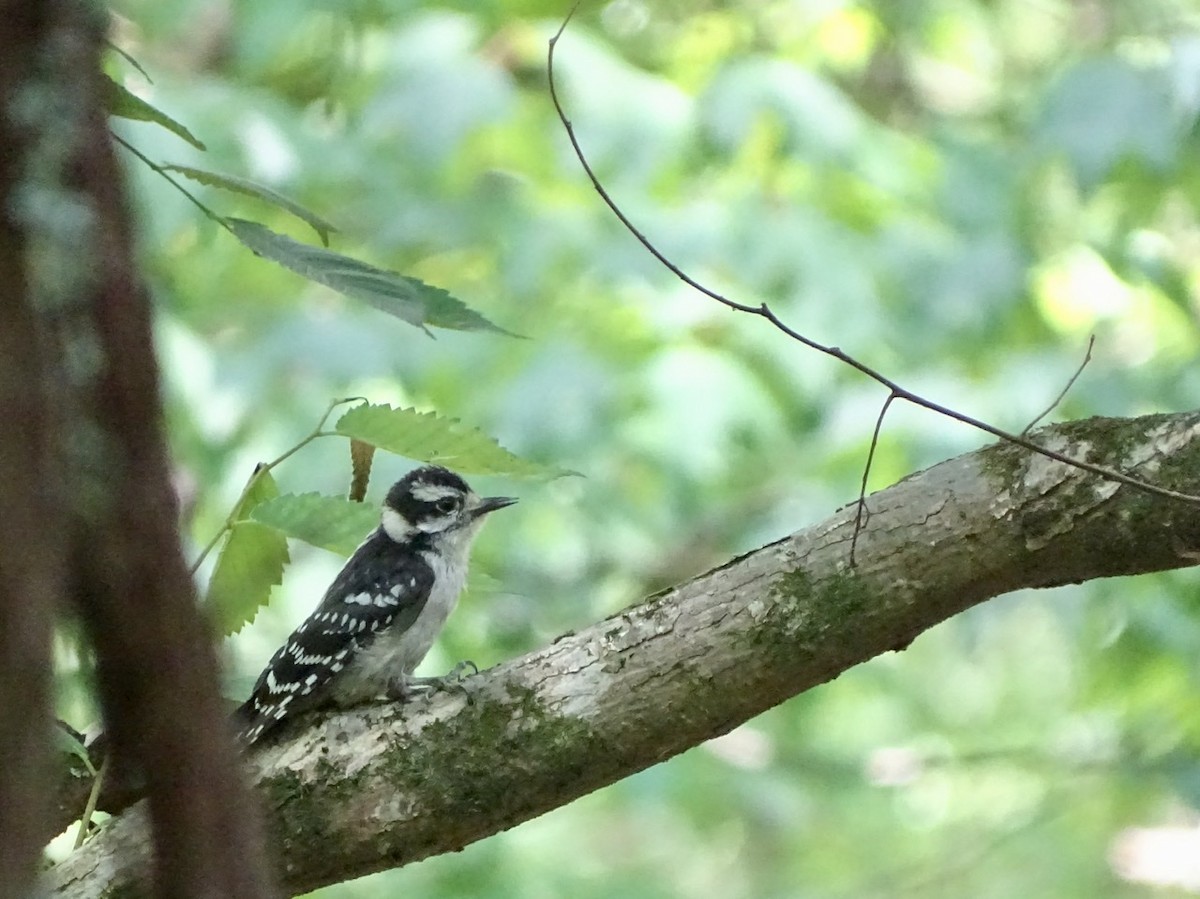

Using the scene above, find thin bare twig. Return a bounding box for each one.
[1022,335,1095,436]
[72,754,109,850]
[851,393,897,565]
[545,15,1200,506]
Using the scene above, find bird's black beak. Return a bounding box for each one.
[473,495,517,517]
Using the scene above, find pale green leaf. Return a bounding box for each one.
[162,165,336,244]
[206,469,290,636]
[224,218,512,335]
[334,403,571,479]
[250,493,381,557]
[104,74,205,150]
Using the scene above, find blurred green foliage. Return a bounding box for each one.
[68,0,1200,894]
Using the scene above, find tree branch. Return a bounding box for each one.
[48,411,1200,898]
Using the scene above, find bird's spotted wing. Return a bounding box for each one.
[234,531,434,744]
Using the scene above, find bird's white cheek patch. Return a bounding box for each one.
[381,508,413,542]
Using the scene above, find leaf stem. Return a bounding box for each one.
[111,132,229,230]
[189,397,365,576]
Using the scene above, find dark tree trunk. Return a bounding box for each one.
[0,2,276,896]
[0,4,62,890]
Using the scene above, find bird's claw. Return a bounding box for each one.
[446,660,479,679]
[403,661,479,703]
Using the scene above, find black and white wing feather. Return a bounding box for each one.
[234,529,434,744]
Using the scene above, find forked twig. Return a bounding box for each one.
[546,13,1200,510]
[189,396,366,575]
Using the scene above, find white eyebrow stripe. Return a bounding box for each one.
[410,483,462,502]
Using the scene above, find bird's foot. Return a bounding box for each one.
[393,661,480,703]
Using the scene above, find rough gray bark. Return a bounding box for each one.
[48,410,1200,898]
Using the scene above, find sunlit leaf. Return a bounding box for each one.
[206,468,290,636]
[162,165,337,244]
[335,403,572,479]
[224,218,512,335]
[250,493,380,557]
[103,74,205,150]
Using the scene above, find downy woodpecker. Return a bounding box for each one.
[234,465,515,744]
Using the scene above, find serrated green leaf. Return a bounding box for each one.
[206,469,290,636]
[162,165,336,245]
[334,403,571,479]
[103,74,205,150]
[250,493,380,557]
[224,218,513,335]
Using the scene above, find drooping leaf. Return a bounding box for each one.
[103,74,205,150]
[250,493,381,557]
[162,165,337,245]
[224,218,512,335]
[349,438,375,502]
[334,402,572,479]
[206,468,290,636]
[105,41,153,83]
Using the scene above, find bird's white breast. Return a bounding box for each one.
[336,533,474,702]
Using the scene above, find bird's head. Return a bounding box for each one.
[380,465,516,546]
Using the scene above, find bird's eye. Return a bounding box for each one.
[434,497,458,515]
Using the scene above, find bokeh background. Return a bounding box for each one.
[66,0,1200,895]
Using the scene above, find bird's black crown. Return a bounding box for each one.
[385,465,472,524]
